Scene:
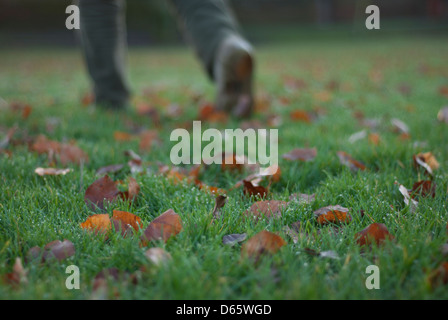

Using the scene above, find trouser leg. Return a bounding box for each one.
[169,0,241,80]
[78,0,130,108]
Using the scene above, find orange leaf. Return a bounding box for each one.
[112,210,143,232]
[80,214,112,235]
[314,205,351,225]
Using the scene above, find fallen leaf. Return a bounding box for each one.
[355,223,394,246]
[282,148,317,161]
[241,230,286,260]
[410,181,436,199]
[84,175,120,210]
[398,184,418,213]
[337,151,366,171]
[314,205,351,225]
[290,110,312,123]
[244,200,288,221]
[34,167,72,176]
[113,131,133,142]
[80,214,112,235]
[413,152,439,175]
[223,233,247,246]
[368,133,381,146]
[112,210,143,232]
[141,209,183,245]
[243,180,268,198]
[96,164,124,176]
[212,195,227,221]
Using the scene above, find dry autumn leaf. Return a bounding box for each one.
[410,181,436,199]
[212,195,227,221]
[243,180,268,198]
[290,110,313,123]
[282,148,317,162]
[337,151,366,171]
[141,209,183,245]
[314,205,351,225]
[27,240,76,262]
[241,230,286,260]
[80,214,112,235]
[84,175,121,210]
[355,223,394,246]
[34,167,71,176]
[84,175,140,210]
[244,200,288,221]
[413,152,439,175]
[112,210,143,232]
[398,184,418,213]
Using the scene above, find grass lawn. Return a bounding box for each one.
[0,35,448,299]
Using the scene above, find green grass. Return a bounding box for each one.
[1,35,448,299]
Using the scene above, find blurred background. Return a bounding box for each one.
[1,0,448,47]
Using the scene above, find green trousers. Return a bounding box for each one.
[78,0,241,108]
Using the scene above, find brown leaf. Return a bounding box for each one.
[337,151,366,171]
[212,195,227,220]
[410,181,436,199]
[30,240,76,262]
[241,230,286,260]
[282,148,317,161]
[355,223,394,246]
[84,175,121,210]
[96,164,124,176]
[243,180,268,198]
[314,205,351,225]
[141,209,183,245]
[120,177,140,201]
[245,200,288,221]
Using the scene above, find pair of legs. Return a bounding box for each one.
[77,0,254,117]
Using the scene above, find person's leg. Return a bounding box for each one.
[78,0,130,109]
[170,0,254,117]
